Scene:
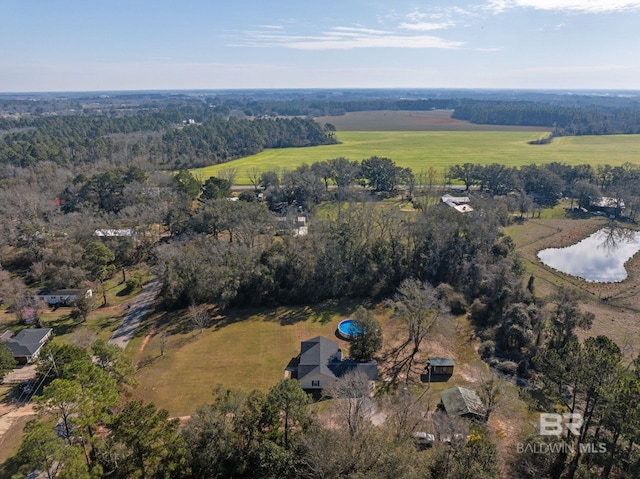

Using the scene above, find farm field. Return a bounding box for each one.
[192,130,640,185]
[315,110,551,132]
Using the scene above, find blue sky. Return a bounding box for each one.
[1,0,640,92]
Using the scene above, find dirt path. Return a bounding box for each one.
[0,403,36,452]
[109,278,161,349]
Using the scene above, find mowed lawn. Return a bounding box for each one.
[191,131,640,184]
[132,304,356,416]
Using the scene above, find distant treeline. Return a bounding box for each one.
[0,115,335,168]
[163,117,336,168]
[452,100,640,135]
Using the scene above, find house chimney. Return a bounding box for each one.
[336,348,342,361]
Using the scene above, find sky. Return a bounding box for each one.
[1,0,640,92]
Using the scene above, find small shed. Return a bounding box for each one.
[439,386,486,421]
[421,357,454,383]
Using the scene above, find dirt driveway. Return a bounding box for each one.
[0,401,37,456]
[3,364,37,384]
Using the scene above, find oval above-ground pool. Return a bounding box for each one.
[337,319,362,340]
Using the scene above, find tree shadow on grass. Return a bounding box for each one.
[45,315,82,337]
[94,311,125,332]
[155,299,360,337]
[265,299,355,326]
[149,308,197,339]
[116,285,134,297]
[0,455,24,479]
[209,299,359,331]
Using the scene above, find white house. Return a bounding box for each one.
[440,194,473,213]
[36,289,92,306]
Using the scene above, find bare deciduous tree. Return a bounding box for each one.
[188,304,210,334]
[478,374,502,422]
[247,167,263,192]
[159,331,168,357]
[217,167,238,186]
[383,387,432,439]
[324,370,375,438]
[384,279,447,386]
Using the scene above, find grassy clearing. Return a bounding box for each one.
[130,293,512,418]
[192,131,640,184]
[131,301,357,416]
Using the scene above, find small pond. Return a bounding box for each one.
[537,227,640,282]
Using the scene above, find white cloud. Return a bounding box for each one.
[399,20,455,31]
[332,26,392,35]
[487,0,640,13]
[485,0,510,14]
[233,25,464,50]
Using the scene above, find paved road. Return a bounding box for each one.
[108,277,161,349]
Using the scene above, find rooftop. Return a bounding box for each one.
[297,336,378,382]
[440,386,486,419]
[429,357,454,367]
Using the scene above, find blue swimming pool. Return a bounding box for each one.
[337,319,362,340]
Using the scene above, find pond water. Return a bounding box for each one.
[537,227,640,282]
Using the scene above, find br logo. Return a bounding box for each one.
[539,413,583,436]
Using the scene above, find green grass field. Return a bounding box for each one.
[191,131,640,185]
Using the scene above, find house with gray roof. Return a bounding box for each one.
[439,386,486,421]
[2,328,53,364]
[286,336,378,392]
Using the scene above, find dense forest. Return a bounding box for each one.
[451,100,640,135]
[0,115,335,169]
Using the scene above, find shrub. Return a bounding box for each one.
[469,299,489,325]
[239,190,257,202]
[479,341,495,360]
[495,360,518,376]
